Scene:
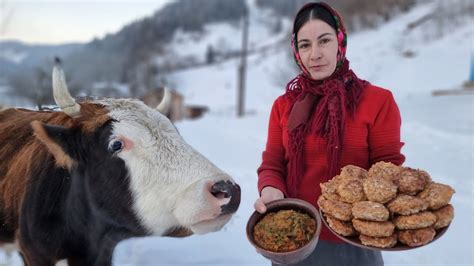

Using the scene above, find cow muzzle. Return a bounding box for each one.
[210,180,241,215]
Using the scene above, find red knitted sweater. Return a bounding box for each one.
[257,84,405,243]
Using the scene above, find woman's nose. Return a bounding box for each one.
[310,44,322,60]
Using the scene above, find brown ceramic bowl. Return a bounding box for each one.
[319,208,450,251]
[246,198,322,264]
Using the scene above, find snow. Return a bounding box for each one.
[154,3,290,72]
[0,49,28,64]
[92,81,131,97]
[347,0,473,97]
[0,84,34,108]
[1,1,473,265]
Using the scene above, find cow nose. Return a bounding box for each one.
[210,180,241,215]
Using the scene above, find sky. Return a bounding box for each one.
[0,0,174,44]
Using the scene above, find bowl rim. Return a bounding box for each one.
[246,198,322,255]
[319,208,450,251]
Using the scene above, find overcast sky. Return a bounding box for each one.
[0,0,173,44]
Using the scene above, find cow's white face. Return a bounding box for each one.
[101,99,240,236]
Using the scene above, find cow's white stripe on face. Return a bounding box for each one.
[98,99,235,235]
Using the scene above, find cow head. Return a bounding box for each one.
[31,61,240,237]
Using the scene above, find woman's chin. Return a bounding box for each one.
[309,71,331,81]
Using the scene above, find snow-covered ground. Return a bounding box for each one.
[1,1,472,265]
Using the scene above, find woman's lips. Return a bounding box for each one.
[310,65,325,71]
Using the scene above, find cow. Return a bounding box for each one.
[0,60,241,266]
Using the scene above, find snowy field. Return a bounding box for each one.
[0,1,472,265]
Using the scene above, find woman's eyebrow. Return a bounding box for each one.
[317,32,333,39]
[297,39,310,44]
[298,32,334,43]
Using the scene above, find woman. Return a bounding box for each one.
[254,2,405,266]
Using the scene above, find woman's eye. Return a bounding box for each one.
[320,38,330,45]
[298,43,309,49]
[108,140,124,153]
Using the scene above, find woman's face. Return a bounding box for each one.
[296,19,338,80]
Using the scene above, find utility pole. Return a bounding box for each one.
[0,1,14,37]
[237,6,249,117]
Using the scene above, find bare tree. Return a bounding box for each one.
[8,60,81,110]
[8,66,53,109]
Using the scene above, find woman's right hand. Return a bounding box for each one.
[253,186,284,214]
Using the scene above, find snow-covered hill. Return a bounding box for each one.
[0,41,82,73]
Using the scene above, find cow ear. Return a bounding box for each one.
[31,121,77,169]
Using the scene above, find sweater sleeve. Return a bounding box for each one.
[257,97,288,196]
[368,90,406,166]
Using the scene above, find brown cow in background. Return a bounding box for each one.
[141,88,209,122]
[141,87,185,122]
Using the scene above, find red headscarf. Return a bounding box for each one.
[286,2,368,197]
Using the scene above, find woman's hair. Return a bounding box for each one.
[293,4,337,37]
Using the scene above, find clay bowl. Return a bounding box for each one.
[246,198,322,264]
[319,208,450,251]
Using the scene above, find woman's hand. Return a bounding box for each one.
[253,186,284,213]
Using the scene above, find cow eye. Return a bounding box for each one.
[108,140,124,153]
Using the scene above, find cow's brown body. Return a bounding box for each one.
[0,105,105,242]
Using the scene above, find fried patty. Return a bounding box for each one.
[393,211,437,230]
[368,161,402,183]
[432,204,454,229]
[352,201,389,222]
[320,177,342,201]
[418,182,455,210]
[396,167,427,195]
[337,178,366,203]
[325,215,357,236]
[417,169,432,184]
[340,165,368,180]
[318,196,353,221]
[387,194,429,215]
[359,233,398,248]
[398,227,436,247]
[352,218,395,237]
[363,177,397,204]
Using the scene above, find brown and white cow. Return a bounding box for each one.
[0,60,240,265]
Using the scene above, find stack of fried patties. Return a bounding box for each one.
[317,162,455,248]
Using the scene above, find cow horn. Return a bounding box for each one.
[156,86,171,114]
[52,58,81,117]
